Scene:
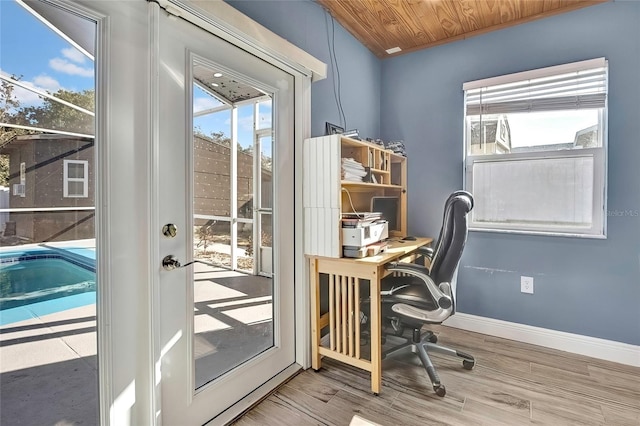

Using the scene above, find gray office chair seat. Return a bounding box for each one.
[376,191,476,398]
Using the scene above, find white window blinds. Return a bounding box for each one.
[464,58,607,115]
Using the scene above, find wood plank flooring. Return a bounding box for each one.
[232,325,640,425]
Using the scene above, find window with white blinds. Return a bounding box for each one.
[463,58,608,237]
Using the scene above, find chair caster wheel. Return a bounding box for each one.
[433,384,446,397]
[427,334,438,343]
[462,359,475,370]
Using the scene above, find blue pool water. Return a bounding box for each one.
[0,248,96,325]
[1,259,95,309]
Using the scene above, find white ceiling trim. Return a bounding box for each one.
[155,0,327,82]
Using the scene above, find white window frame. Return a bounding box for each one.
[13,162,27,197]
[63,159,89,198]
[463,58,608,238]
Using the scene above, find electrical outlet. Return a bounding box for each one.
[521,276,534,294]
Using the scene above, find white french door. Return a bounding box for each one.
[154,4,295,425]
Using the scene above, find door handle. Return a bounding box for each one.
[162,256,218,271]
[162,255,182,271]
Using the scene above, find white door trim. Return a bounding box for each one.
[36,1,113,424]
[155,0,326,82]
[148,3,162,423]
[295,76,313,369]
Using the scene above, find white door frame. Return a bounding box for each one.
[49,0,325,423]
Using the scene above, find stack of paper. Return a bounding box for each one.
[386,140,406,156]
[342,158,367,182]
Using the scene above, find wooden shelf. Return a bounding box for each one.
[369,168,389,174]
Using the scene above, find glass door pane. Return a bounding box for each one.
[0,2,98,424]
[191,60,274,389]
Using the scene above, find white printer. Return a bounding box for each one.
[341,220,388,258]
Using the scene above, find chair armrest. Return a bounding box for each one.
[386,262,452,309]
[391,303,451,324]
[417,246,433,259]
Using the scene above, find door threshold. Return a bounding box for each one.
[206,363,302,425]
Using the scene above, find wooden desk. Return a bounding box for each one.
[308,237,432,394]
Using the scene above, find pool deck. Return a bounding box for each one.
[1,239,98,424]
[0,304,98,425]
[1,240,271,424]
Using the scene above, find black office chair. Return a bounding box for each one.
[379,190,475,397]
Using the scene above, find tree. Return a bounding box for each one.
[0,155,8,187]
[0,76,95,186]
[0,77,23,187]
[261,153,272,172]
[193,127,255,155]
[0,78,21,126]
[19,89,94,135]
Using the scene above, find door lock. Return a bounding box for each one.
[162,223,178,238]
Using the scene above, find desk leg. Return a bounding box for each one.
[310,259,322,370]
[370,269,382,394]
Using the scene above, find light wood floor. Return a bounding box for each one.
[232,325,640,425]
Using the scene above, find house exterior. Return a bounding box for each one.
[0,133,270,243]
[0,134,94,242]
[468,114,512,154]
[193,134,272,227]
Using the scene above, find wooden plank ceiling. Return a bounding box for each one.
[317,0,608,58]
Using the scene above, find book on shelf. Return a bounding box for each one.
[341,157,367,182]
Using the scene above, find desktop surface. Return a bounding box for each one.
[343,237,431,265]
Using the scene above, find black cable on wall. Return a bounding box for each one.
[324,10,347,130]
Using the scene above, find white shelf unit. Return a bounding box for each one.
[303,135,407,258]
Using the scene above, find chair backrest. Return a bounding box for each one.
[429,191,474,286]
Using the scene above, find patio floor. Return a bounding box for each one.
[0,304,98,425]
[0,261,271,425]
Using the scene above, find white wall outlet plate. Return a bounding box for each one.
[521,276,534,294]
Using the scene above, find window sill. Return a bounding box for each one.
[469,226,606,240]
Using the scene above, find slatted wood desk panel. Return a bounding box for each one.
[308,237,432,394]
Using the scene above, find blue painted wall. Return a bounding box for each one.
[226,0,381,139]
[380,2,640,345]
[229,1,640,346]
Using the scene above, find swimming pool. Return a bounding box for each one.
[0,247,96,325]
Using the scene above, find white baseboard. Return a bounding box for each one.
[443,313,640,368]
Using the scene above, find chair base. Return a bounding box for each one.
[382,328,475,397]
